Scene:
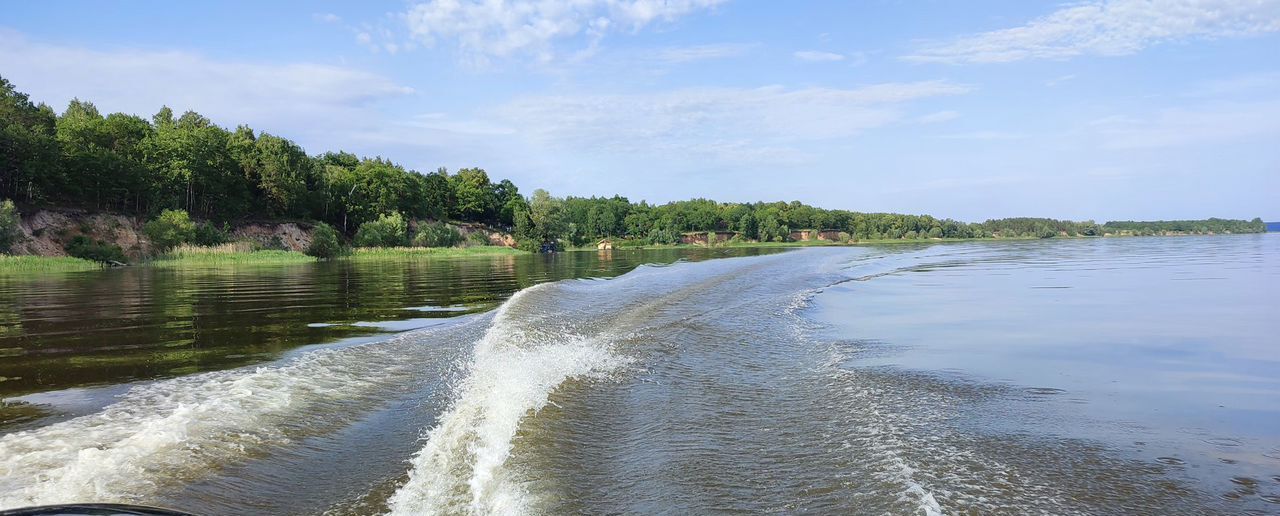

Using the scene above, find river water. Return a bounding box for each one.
[0,236,1276,514]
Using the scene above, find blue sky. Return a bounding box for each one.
[3,0,1278,222]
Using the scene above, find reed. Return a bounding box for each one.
[0,255,103,273]
[154,243,315,266]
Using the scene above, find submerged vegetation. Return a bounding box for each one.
[0,75,1266,267]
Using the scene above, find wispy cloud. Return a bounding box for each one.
[312,13,342,24]
[488,81,971,164]
[939,131,1028,140]
[402,0,726,64]
[0,31,412,142]
[915,110,960,124]
[793,50,846,62]
[1188,71,1280,98]
[652,43,756,64]
[1046,74,1077,87]
[1090,100,1280,149]
[904,0,1280,64]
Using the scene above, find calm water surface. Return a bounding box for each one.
[0,236,1275,514]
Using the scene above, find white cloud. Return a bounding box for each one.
[1090,100,1280,149]
[403,0,725,63]
[793,50,846,62]
[905,0,1280,64]
[1046,74,1077,87]
[939,131,1028,140]
[486,81,971,164]
[1188,71,1280,97]
[652,43,755,63]
[915,110,960,124]
[0,31,412,145]
[313,13,342,24]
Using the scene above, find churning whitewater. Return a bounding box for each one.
[0,248,1235,515]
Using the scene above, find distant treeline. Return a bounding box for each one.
[1101,218,1267,235]
[514,199,1264,248]
[0,76,1265,252]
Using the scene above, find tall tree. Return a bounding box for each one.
[450,167,497,222]
[0,84,57,201]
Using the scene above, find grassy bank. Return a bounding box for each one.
[0,255,103,274]
[1,244,528,274]
[151,243,316,267]
[347,246,526,260]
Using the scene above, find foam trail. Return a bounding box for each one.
[386,284,628,515]
[0,336,420,509]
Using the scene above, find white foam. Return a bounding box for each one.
[386,285,628,515]
[0,341,405,509]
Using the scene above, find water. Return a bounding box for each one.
[0,248,777,427]
[0,236,1276,514]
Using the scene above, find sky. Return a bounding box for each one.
[3,0,1278,222]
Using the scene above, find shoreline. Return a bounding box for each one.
[0,246,529,274]
[575,230,1271,252]
[2,231,1270,274]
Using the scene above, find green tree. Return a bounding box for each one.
[306,222,343,259]
[252,133,311,216]
[758,211,784,242]
[413,222,463,247]
[737,211,758,240]
[450,167,498,221]
[421,169,452,221]
[140,110,249,219]
[64,235,126,263]
[192,221,229,246]
[493,179,521,226]
[1,77,60,202]
[353,212,409,247]
[0,199,20,252]
[513,189,567,250]
[143,209,196,251]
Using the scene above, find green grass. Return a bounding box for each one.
[0,255,103,273]
[346,246,526,260]
[152,243,316,267]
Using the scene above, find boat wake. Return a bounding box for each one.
[386,284,630,514]
[0,248,1228,515]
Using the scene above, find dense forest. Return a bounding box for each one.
[0,76,1266,254]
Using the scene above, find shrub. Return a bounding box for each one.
[413,222,464,248]
[144,209,196,251]
[354,212,409,247]
[306,223,344,259]
[467,231,490,247]
[64,235,126,264]
[264,235,288,251]
[192,222,230,246]
[0,200,20,252]
[648,227,680,245]
[838,231,851,243]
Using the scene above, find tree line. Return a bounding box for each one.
[0,76,524,236]
[0,76,1265,255]
[508,196,1264,250]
